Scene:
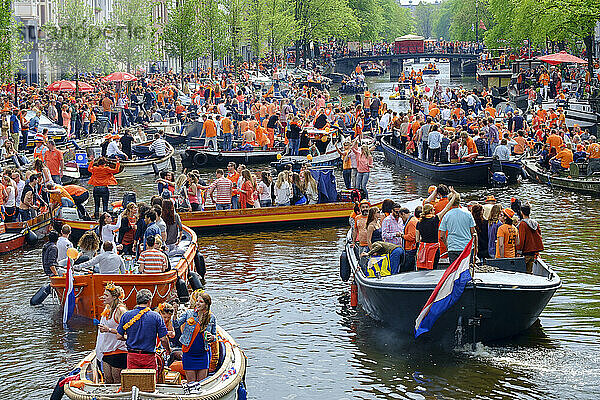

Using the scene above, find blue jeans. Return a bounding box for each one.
[488,142,498,157]
[289,138,300,156]
[51,175,62,184]
[215,203,231,210]
[356,172,369,198]
[342,169,352,189]
[260,199,272,207]
[231,195,239,209]
[223,134,232,151]
[61,197,75,207]
[277,201,290,206]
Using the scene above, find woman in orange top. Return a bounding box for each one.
[88,156,120,218]
[239,169,255,209]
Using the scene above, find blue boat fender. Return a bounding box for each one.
[176,275,190,303]
[195,253,206,278]
[26,229,38,246]
[188,271,204,291]
[30,283,51,306]
[340,250,350,282]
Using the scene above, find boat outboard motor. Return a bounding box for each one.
[25,229,38,246]
[188,271,204,291]
[122,192,137,209]
[340,250,350,282]
[194,253,206,278]
[30,283,52,306]
[176,275,190,303]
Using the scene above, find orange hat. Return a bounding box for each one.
[359,199,370,206]
[577,144,584,151]
[428,185,436,194]
[485,195,496,203]
[503,208,515,219]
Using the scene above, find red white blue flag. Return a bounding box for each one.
[415,239,473,338]
[63,257,75,326]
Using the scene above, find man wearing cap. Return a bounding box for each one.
[106,134,128,160]
[550,144,572,174]
[496,208,519,259]
[44,140,64,184]
[482,195,496,220]
[33,134,48,160]
[439,193,477,264]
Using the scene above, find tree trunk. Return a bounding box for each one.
[295,40,300,67]
[180,53,184,89]
[584,33,594,87]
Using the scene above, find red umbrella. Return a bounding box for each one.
[47,80,94,92]
[537,51,587,65]
[102,72,138,82]
[47,80,77,91]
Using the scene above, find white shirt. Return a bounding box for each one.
[379,113,391,130]
[149,138,168,157]
[57,236,73,262]
[4,184,15,207]
[15,180,24,207]
[106,140,126,157]
[274,182,291,205]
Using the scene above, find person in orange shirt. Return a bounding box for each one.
[587,138,600,175]
[87,156,120,218]
[44,140,64,184]
[539,71,550,100]
[201,115,217,151]
[496,208,519,258]
[220,113,233,151]
[546,131,563,152]
[513,131,527,155]
[550,144,573,173]
[484,103,496,118]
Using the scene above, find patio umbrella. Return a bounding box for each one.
[47,80,77,91]
[102,71,138,82]
[537,51,587,65]
[47,80,94,92]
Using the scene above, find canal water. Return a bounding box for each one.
[2,73,600,399]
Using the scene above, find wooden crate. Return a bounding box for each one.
[121,369,156,392]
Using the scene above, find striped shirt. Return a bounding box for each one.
[208,177,233,205]
[149,138,168,157]
[138,249,168,273]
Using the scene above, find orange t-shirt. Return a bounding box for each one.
[466,137,478,155]
[221,117,233,134]
[44,149,63,176]
[546,134,562,151]
[513,136,527,155]
[485,107,496,118]
[496,223,518,258]
[555,149,573,169]
[203,119,217,137]
[587,143,600,159]
[64,185,87,197]
[429,107,440,118]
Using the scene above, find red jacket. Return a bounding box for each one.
[517,218,544,256]
[88,162,120,186]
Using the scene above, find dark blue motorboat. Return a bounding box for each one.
[380,135,522,185]
[342,227,561,346]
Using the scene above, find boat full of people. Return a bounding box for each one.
[61,326,246,400]
[522,157,600,195]
[49,225,198,320]
[380,135,522,185]
[341,195,560,345]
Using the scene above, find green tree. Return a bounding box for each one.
[223,0,246,70]
[246,0,265,63]
[414,1,436,39]
[292,0,359,65]
[42,0,104,88]
[431,0,452,40]
[264,0,296,65]
[348,0,382,41]
[198,0,227,77]
[377,0,414,42]
[0,0,31,87]
[108,0,157,72]
[162,0,202,87]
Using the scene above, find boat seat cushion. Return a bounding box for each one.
[484,257,527,273]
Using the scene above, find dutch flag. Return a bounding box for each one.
[63,257,75,326]
[415,239,473,338]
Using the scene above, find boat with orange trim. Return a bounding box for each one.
[56,199,374,236]
[0,209,55,254]
[49,225,198,320]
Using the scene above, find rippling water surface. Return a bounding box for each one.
[2,73,600,399]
